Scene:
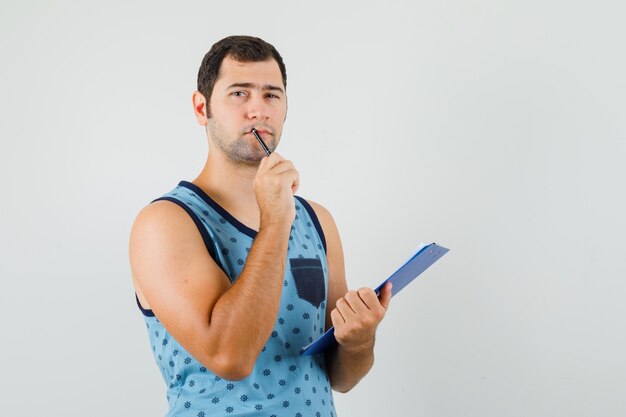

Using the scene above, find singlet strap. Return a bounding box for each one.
[151,196,221,263]
[294,196,327,254]
[135,293,155,317]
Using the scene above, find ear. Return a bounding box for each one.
[284,96,288,122]
[192,91,208,125]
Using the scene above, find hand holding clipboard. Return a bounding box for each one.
[301,242,449,355]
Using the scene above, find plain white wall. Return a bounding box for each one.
[1,1,625,416]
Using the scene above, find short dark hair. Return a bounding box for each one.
[197,35,287,118]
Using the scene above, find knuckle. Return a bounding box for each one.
[359,287,373,298]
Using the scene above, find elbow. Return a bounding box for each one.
[201,351,255,381]
[196,329,260,381]
[215,361,254,382]
[330,381,355,394]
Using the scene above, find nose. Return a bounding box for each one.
[245,93,270,121]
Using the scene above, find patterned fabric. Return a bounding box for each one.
[137,181,337,417]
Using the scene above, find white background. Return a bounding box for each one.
[1,1,625,416]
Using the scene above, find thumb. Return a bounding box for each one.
[379,281,393,310]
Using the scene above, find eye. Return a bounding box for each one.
[266,93,281,99]
[231,91,247,97]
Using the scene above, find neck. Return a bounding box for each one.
[192,148,259,210]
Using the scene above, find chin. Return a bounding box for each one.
[228,154,263,166]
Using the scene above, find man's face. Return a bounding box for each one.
[206,56,287,165]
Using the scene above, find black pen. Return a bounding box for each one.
[251,128,272,156]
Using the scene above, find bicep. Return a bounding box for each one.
[129,201,231,362]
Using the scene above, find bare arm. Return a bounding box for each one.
[129,153,299,381]
[307,200,392,393]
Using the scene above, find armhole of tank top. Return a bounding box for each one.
[135,293,155,317]
[294,196,327,254]
[134,195,227,318]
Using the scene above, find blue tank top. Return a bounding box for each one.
[136,180,337,417]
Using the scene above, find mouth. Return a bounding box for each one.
[247,127,272,136]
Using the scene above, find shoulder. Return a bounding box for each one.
[300,198,334,230]
[296,197,342,250]
[131,199,197,239]
[129,199,207,267]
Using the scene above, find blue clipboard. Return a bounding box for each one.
[300,242,449,356]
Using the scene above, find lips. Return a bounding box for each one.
[250,129,270,135]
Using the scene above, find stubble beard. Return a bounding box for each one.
[207,119,277,166]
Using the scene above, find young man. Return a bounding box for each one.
[129,35,392,417]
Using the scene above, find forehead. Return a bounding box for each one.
[215,56,284,89]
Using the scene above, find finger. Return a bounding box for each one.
[344,290,370,315]
[269,159,295,174]
[261,152,285,170]
[291,171,300,194]
[378,282,393,310]
[277,170,300,191]
[330,307,345,326]
[335,297,357,320]
[356,287,380,311]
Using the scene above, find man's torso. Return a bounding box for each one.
[135,180,337,417]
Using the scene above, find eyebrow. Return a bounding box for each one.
[226,82,284,94]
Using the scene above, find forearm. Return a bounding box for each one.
[206,221,291,366]
[325,340,375,393]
